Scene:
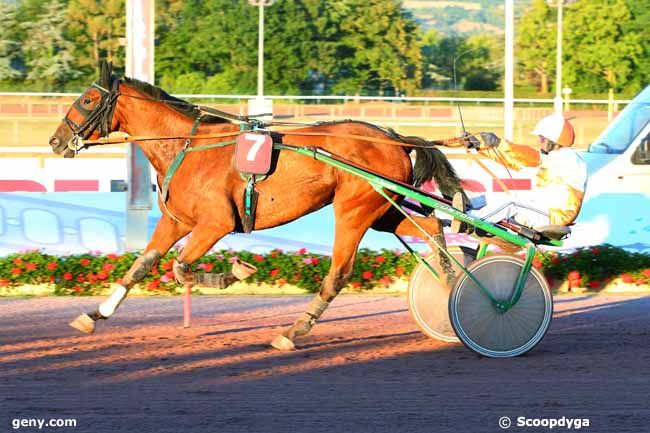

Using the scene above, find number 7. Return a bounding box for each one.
[245,134,267,161]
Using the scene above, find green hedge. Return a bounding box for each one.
[1,245,648,295]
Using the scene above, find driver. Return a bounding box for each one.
[452,114,588,233]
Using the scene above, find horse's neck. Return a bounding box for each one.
[115,95,235,175]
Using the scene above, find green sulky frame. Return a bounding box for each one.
[276,143,562,314]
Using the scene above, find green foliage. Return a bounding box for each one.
[0,2,23,81]
[516,0,556,95]
[516,0,646,94]
[66,0,126,82]
[563,0,643,93]
[20,0,80,90]
[3,0,648,95]
[535,244,650,289]
[1,246,649,295]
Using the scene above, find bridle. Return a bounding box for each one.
[64,77,121,152]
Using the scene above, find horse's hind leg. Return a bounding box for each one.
[372,208,457,289]
[69,214,191,334]
[271,191,393,351]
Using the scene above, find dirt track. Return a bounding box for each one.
[1,294,650,433]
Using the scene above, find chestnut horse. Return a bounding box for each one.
[50,62,464,350]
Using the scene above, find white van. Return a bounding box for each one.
[569,85,650,252]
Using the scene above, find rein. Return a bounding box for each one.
[80,128,468,149]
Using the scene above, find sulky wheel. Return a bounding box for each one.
[408,253,461,343]
[449,255,553,358]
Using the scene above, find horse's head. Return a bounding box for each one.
[49,60,121,158]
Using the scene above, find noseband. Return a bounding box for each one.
[64,78,121,151]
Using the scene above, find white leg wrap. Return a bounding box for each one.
[98,285,128,318]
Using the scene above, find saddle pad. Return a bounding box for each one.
[235,132,273,175]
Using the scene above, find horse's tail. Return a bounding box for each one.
[386,130,464,199]
[412,145,464,199]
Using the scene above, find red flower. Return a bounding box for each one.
[551,256,561,265]
[270,268,280,277]
[87,273,98,283]
[297,248,307,255]
[25,262,38,271]
[532,257,543,269]
[588,280,601,289]
[253,255,264,262]
[292,274,301,281]
[198,263,214,272]
[636,278,647,286]
[590,247,600,255]
[569,279,582,289]
[147,279,161,290]
[375,256,386,263]
[77,275,85,282]
[621,273,634,284]
[568,271,581,281]
[362,271,373,280]
[73,286,82,292]
[277,278,288,286]
[49,276,55,282]
[350,281,362,289]
[151,267,159,275]
[103,263,115,271]
[79,258,91,266]
[12,258,23,266]
[311,257,320,265]
[96,271,108,280]
[47,262,58,271]
[63,272,73,281]
[106,253,119,261]
[164,271,174,279]
[380,275,392,286]
[161,260,173,271]
[395,266,405,276]
[0,279,9,287]
[11,267,22,275]
[642,269,650,278]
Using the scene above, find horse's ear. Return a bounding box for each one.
[99,60,109,86]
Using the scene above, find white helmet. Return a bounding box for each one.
[531,114,575,147]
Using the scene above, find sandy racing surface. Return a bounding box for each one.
[1,294,649,433]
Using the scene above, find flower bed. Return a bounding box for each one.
[0,245,648,296]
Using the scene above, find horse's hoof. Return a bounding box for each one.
[270,335,295,351]
[69,313,96,334]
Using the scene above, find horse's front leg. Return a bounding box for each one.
[69,214,191,334]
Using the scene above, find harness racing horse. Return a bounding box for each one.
[50,62,465,351]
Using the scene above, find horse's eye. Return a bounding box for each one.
[83,98,92,105]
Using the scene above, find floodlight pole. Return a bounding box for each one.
[125,0,154,250]
[249,0,275,98]
[504,0,514,142]
[554,0,564,115]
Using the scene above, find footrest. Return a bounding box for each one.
[534,225,571,241]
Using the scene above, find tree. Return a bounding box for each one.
[155,0,422,95]
[21,0,80,90]
[563,0,642,93]
[66,0,126,80]
[621,0,649,93]
[462,34,503,91]
[309,0,422,95]
[0,2,23,82]
[516,0,555,94]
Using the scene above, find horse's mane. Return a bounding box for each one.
[122,77,229,124]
